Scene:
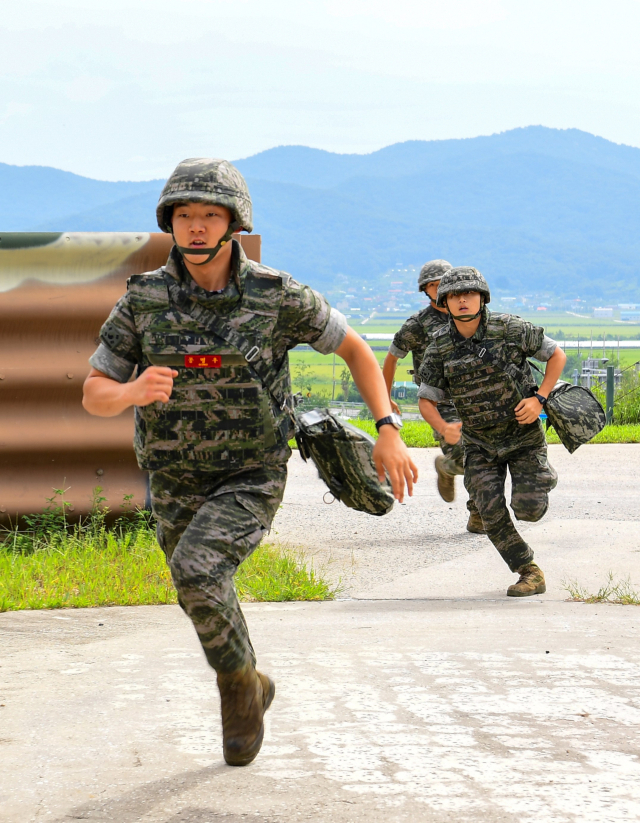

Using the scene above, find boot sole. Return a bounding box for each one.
[223,675,276,768]
[507,583,547,597]
[467,526,487,534]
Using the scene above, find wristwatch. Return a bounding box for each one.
[375,413,403,431]
[534,392,548,406]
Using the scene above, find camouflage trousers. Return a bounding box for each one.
[463,440,558,571]
[432,404,478,515]
[150,464,288,673]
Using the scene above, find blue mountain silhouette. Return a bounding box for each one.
[3,126,639,300]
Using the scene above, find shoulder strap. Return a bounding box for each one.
[162,272,296,421]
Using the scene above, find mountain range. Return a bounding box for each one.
[2,126,640,301]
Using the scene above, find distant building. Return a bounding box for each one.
[620,311,640,322]
[536,307,548,311]
[580,357,621,390]
[593,307,613,318]
[619,304,638,310]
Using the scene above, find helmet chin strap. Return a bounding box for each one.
[447,297,484,322]
[174,220,240,266]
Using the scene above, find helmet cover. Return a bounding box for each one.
[417,259,452,292]
[436,267,491,307]
[156,158,253,233]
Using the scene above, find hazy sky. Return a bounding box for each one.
[1,0,639,180]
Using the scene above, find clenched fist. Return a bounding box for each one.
[127,367,179,406]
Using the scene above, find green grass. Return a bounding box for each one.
[545,424,640,445]
[342,419,640,447]
[0,492,336,612]
[564,572,640,605]
[291,420,640,447]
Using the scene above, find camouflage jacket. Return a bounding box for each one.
[390,304,456,411]
[90,241,347,473]
[418,309,557,449]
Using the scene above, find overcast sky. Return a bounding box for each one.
[1,0,639,181]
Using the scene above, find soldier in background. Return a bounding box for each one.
[83,159,417,767]
[417,267,566,597]
[382,260,484,533]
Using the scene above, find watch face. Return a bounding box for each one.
[391,413,403,429]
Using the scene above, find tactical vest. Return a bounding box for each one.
[127,265,292,473]
[433,313,537,430]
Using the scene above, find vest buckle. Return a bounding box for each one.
[245,345,260,362]
[478,347,487,358]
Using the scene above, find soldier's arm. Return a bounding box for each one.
[83,292,177,417]
[382,353,401,415]
[417,340,461,442]
[335,328,418,502]
[384,318,419,415]
[514,346,566,425]
[418,398,462,445]
[514,325,566,425]
[83,367,178,417]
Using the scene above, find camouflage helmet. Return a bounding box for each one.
[436,267,491,307]
[417,259,452,292]
[156,158,253,233]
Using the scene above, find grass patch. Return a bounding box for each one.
[290,418,640,448]
[544,424,640,445]
[564,572,640,605]
[0,490,336,612]
[349,418,438,447]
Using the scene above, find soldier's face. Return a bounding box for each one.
[447,291,481,316]
[425,281,440,303]
[171,202,234,258]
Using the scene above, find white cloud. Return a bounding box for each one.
[0,0,639,179]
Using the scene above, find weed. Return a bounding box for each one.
[563,572,640,605]
[0,490,336,612]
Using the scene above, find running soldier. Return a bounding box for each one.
[83,158,417,766]
[417,267,566,597]
[382,260,484,533]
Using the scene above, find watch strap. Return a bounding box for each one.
[375,415,400,431]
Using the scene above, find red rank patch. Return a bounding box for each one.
[184,355,222,369]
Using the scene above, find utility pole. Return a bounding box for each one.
[606,365,615,425]
[331,353,336,401]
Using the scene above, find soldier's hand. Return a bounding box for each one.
[127,367,179,406]
[442,421,462,445]
[372,427,418,503]
[390,399,401,415]
[515,396,543,425]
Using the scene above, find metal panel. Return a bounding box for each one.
[0,232,261,522]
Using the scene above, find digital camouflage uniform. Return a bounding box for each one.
[390,273,479,516]
[418,304,558,572]
[90,240,347,672]
[390,305,466,476]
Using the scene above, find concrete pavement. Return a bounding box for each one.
[1,444,640,822]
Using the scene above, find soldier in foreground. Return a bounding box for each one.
[382,260,484,533]
[417,268,566,597]
[82,158,417,767]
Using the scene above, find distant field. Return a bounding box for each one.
[291,324,640,402]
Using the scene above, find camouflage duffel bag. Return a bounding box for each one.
[544,382,606,454]
[294,409,395,516]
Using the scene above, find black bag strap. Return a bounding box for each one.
[162,272,297,424]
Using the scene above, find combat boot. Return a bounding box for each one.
[466,511,486,534]
[435,455,455,502]
[217,666,276,766]
[507,563,546,597]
